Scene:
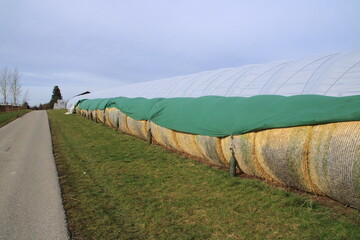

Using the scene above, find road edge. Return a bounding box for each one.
[46,110,72,240]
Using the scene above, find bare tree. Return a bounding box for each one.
[0,67,10,104]
[10,68,22,106]
[22,88,30,105]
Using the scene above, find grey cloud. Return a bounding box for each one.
[0,0,359,105]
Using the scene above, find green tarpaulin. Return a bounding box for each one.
[107,97,165,120]
[77,95,360,137]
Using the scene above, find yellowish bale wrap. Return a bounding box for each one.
[151,123,179,150]
[117,111,132,135]
[95,110,105,123]
[104,108,117,128]
[173,131,205,159]
[126,117,148,140]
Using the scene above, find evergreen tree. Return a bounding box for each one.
[22,101,30,109]
[49,86,63,109]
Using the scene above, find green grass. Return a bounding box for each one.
[48,110,360,240]
[0,110,29,128]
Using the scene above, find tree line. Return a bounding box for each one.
[1,66,64,110]
[0,67,28,107]
[36,85,63,110]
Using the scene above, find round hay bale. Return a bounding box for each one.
[105,108,119,129]
[95,110,105,123]
[126,117,147,140]
[231,133,264,178]
[76,107,360,209]
[104,110,112,127]
[195,135,227,167]
[174,131,205,159]
[150,123,179,150]
[308,121,360,209]
[117,111,132,135]
[89,111,93,121]
[254,126,313,191]
[221,134,257,175]
[220,136,232,165]
[92,110,98,122]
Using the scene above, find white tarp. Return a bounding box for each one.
[69,50,360,106]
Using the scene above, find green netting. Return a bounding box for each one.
[76,95,360,137]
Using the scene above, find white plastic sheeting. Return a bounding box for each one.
[75,50,360,104]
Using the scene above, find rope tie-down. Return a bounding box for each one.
[147,120,153,145]
[229,135,238,177]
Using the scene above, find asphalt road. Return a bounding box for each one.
[0,110,68,240]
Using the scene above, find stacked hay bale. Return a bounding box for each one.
[75,95,360,209]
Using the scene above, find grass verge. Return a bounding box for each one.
[48,110,360,240]
[0,110,29,128]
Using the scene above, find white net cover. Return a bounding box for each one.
[89,50,360,100]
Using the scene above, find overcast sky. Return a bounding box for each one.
[1,0,360,106]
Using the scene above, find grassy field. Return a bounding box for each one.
[48,110,360,240]
[0,110,29,128]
